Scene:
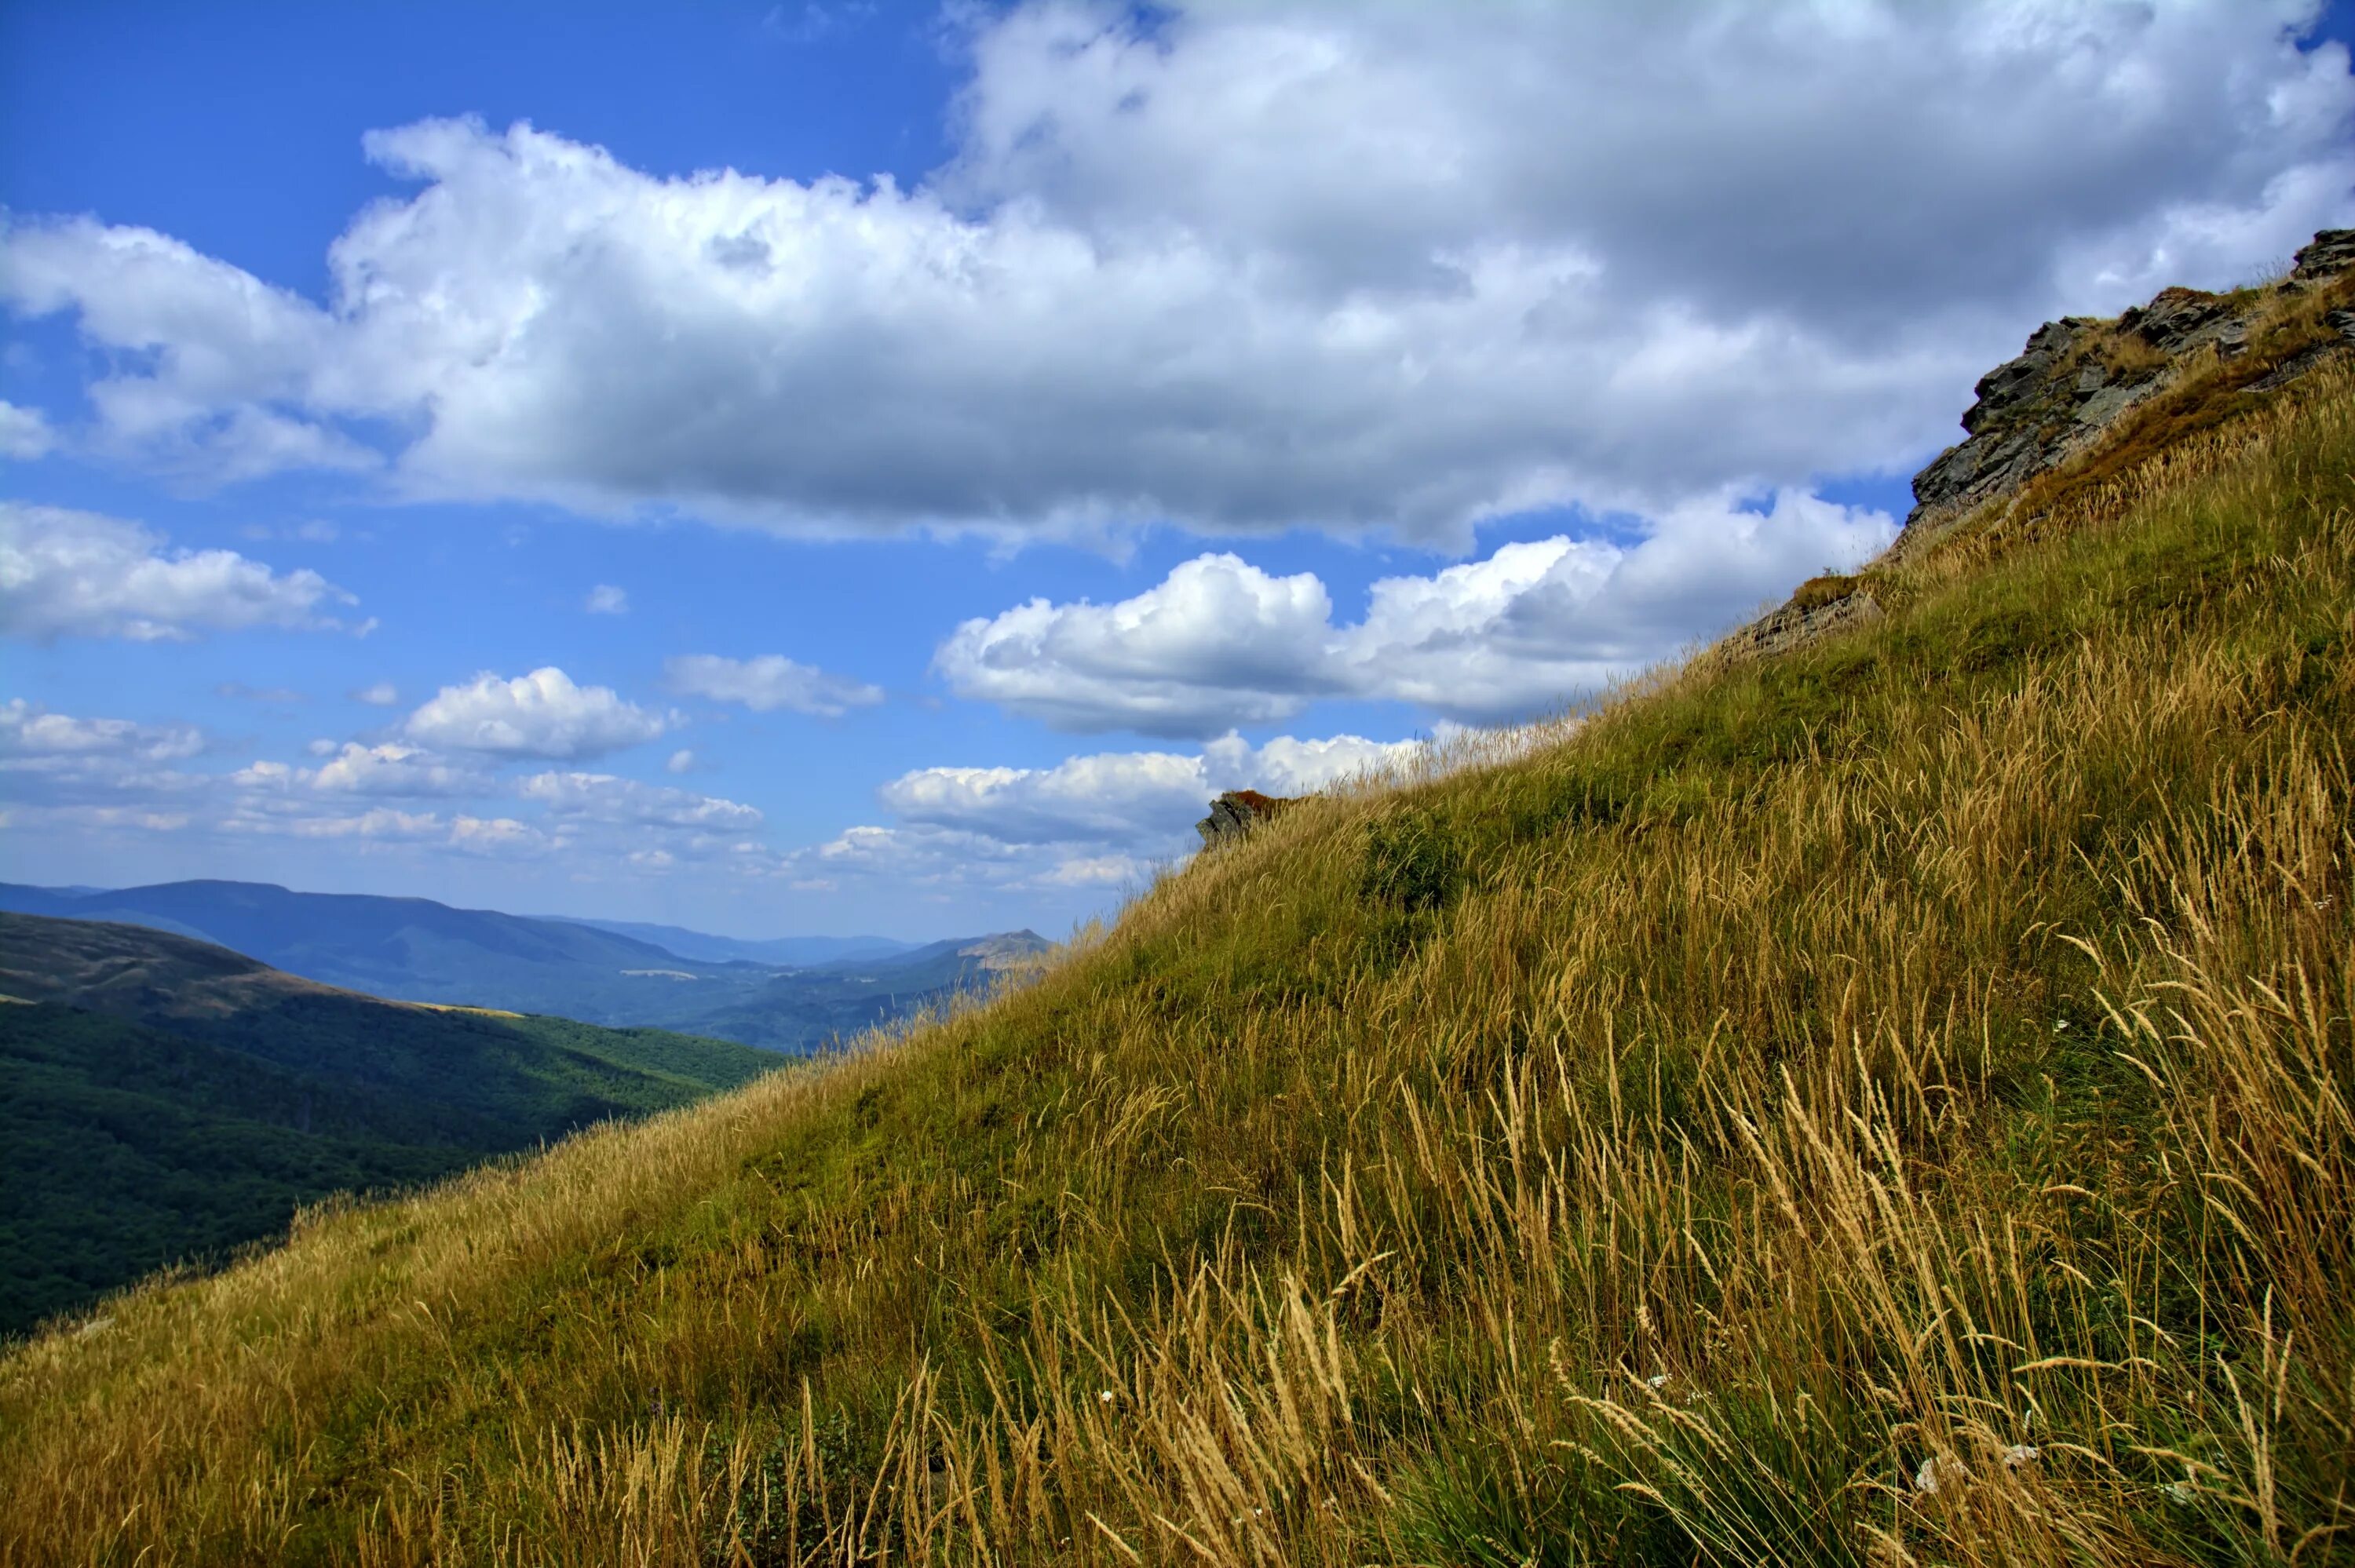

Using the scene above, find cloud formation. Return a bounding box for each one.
[3,4,2345,541]
[0,401,53,459]
[665,654,884,717]
[403,667,669,759]
[0,698,203,762]
[517,770,762,831]
[584,583,629,614]
[814,729,1425,893]
[940,490,1895,733]
[0,502,357,641]
[235,742,491,798]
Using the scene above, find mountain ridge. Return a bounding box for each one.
[0,881,1048,1050]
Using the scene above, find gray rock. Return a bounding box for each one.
[2120,287,2235,356]
[1196,789,1297,847]
[2289,228,2355,286]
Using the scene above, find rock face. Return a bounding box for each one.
[2287,228,2355,288]
[1197,789,1297,846]
[1893,228,2355,563]
[1716,228,2355,667]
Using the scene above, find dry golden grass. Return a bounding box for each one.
[2,367,2351,1564]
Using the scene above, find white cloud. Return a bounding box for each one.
[783,727,1416,898]
[351,680,400,706]
[936,555,1343,736]
[584,583,629,614]
[233,741,491,798]
[0,400,53,459]
[225,805,447,841]
[940,491,1896,733]
[403,666,668,759]
[876,730,1419,852]
[3,4,2345,539]
[0,698,203,761]
[0,502,358,642]
[666,748,698,774]
[516,770,762,831]
[665,653,883,717]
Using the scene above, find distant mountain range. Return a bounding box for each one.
[543,917,917,970]
[0,911,780,1336]
[0,881,1047,1054]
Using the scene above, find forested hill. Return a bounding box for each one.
[0,913,778,1336]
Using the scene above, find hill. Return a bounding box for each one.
[674,930,1053,1052]
[0,881,1042,1051]
[0,913,780,1336]
[546,916,918,969]
[2,243,2350,1564]
[0,878,765,1019]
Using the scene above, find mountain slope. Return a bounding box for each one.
[0,881,1039,1050]
[666,929,1053,1051]
[0,878,746,1015]
[2,255,2350,1565]
[547,916,918,968]
[0,913,780,1335]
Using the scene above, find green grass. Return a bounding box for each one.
[1,356,2350,1564]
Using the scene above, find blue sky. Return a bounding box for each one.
[5,1,2352,940]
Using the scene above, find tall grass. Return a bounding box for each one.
[2,359,2351,1564]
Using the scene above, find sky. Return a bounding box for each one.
[3,1,2352,942]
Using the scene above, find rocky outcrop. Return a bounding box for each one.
[1895,228,2355,563]
[1714,230,2355,667]
[1197,789,1298,846]
[2286,228,2355,289]
[1716,586,1884,664]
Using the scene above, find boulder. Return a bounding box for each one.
[2288,228,2355,286]
[1196,789,1298,846]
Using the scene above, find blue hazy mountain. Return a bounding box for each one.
[544,916,917,969]
[0,881,1046,1053]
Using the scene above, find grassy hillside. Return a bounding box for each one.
[2,354,2350,1559]
[0,915,782,1336]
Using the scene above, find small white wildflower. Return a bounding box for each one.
[1913,1456,1966,1496]
[2003,1444,2039,1469]
[1097,1388,1116,1404]
[1646,1373,1670,1390]
[2164,1480,2196,1504]
[2054,1019,2068,1033]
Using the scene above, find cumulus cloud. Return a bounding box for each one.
[3,4,2346,539]
[516,770,762,831]
[350,680,400,706]
[0,698,203,761]
[666,749,698,774]
[882,730,1416,845]
[665,654,884,717]
[765,727,1415,898]
[403,667,668,759]
[0,400,53,459]
[0,501,358,641]
[584,583,629,614]
[940,491,1896,734]
[234,741,491,798]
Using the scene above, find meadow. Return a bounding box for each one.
[2,352,2350,1562]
